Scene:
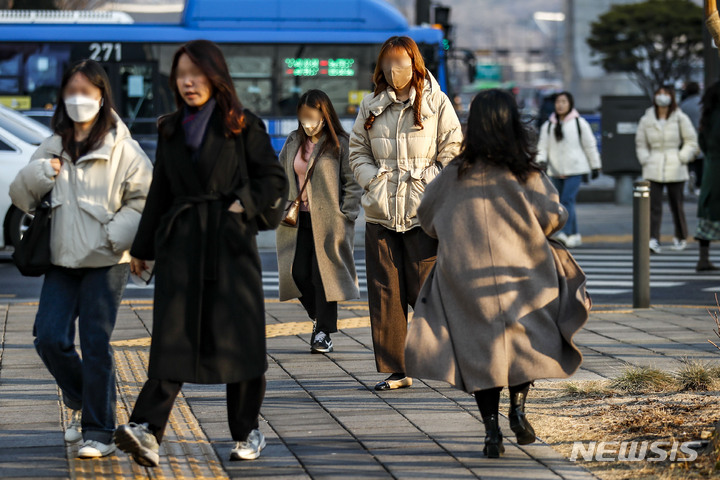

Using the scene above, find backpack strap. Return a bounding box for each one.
[576,117,582,141]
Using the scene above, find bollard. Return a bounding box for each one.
[633,181,651,308]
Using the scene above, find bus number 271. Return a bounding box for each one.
[89,43,122,62]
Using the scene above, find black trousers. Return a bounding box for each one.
[129,375,266,443]
[292,211,338,334]
[474,382,532,418]
[364,223,438,373]
[650,181,688,240]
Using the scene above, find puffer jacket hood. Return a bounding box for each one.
[349,72,462,232]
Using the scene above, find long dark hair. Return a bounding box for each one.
[553,91,574,142]
[701,81,720,133]
[297,89,347,160]
[457,89,540,183]
[365,36,427,131]
[167,39,245,137]
[52,59,115,161]
[653,85,678,119]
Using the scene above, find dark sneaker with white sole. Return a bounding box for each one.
[114,422,160,467]
[311,331,333,353]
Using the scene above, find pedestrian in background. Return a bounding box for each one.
[636,85,699,254]
[681,82,703,196]
[537,91,601,248]
[350,36,462,391]
[695,81,720,271]
[113,40,287,467]
[9,59,152,458]
[404,89,590,458]
[276,89,362,354]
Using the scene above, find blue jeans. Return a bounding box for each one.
[551,175,583,236]
[33,263,129,444]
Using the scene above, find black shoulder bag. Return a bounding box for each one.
[13,192,53,277]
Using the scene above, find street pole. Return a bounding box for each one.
[416,0,430,25]
[633,181,651,308]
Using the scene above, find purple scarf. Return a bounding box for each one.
[182,97,216,154]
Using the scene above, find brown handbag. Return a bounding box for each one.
[281,155,318,227]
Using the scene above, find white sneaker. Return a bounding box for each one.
[64,410,82,443]
[554,232,569,246]
[671,238,687,251]
[230,429,266,461]
[649,238,662,254]
[565,234,582,248]
[77,439,116,458]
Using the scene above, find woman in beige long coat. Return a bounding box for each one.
[404,90,591,458]
[276,90,362,353]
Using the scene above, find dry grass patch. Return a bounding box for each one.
[503,365,720,479]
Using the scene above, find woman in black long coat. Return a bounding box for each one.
[114,40,287,467]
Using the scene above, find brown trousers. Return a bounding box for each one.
[365,223,438,373]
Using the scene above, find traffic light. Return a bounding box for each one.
[434,5,450,30]
[433,5,452,48]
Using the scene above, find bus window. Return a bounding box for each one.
[233,78,273,114]
[221,45,274,115]
[118,63,156,133]
[0,44,71,109]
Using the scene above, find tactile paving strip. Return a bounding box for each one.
[63,346,228,479]
[111,317,372,348]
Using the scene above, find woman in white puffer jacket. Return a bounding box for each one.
[537,91,601,248]
[9,60,152,458]
[635,85,699,254]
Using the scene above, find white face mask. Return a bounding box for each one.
[301,119,324,137]
[655,93,672,107]
[64,94,102,123]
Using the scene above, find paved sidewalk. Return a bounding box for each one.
[1,299,718,479]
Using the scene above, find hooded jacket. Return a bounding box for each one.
[10,111,152,268]
[635,107,699,183]
[349,72,462,232]
[537,109,601,177]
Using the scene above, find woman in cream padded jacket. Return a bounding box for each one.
[635,85,699,253]
[9,60,152,459]
[349,36,462,392]
[11,110,151,267]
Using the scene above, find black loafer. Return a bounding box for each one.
[374,377,412,391]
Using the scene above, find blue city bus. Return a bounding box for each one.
[0,0,447,152]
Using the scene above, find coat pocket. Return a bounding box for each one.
[406,169,428,220]
[76,198,114,252]
[361,171,390,221]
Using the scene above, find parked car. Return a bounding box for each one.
[0,105,53,249]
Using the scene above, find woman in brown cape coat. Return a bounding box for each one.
[404,90,591,458]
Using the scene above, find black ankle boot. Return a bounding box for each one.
[508,386,536,445]
[481,414,505,458]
